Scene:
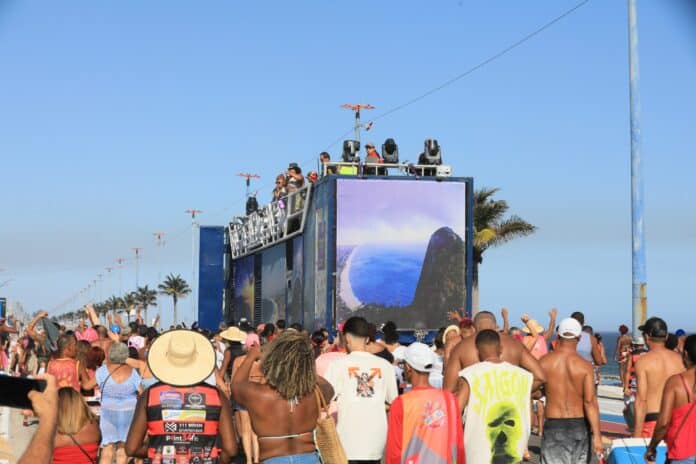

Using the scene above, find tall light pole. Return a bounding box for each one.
[185,209,202,321]
[153,232,165,323]
[132,248,143,290]
[97,273,103,302]
[116,258,125,296]
[105,267,113,298]
[628,0,647,336]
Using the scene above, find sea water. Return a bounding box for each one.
[348,244,425,307]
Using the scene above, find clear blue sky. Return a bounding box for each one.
[2,0,695,331]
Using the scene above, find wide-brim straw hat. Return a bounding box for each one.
[147,329,216,387]
[220,326,246,342]
[522,320,545,335]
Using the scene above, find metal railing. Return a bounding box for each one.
[321,161,450,177]
[228,184,313,259]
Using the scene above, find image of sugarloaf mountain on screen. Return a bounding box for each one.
[336,179,467,328]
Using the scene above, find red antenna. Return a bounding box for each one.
[238,173,260,197]
[185,209,203,220]
[341,103,375,143]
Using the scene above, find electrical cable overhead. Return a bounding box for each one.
[47,0,590,316]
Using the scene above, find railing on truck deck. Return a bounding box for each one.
[228,184,312,259]
[322,161,451,177]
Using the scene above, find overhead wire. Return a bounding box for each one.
[49,0,590,315]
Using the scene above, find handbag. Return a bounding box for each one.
[313,387,347,464]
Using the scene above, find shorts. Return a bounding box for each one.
[642,419,657,438]
[262,452,321,464]
[670,456,696,464]
[541,418,591,464]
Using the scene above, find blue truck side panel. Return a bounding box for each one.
[198,226,225,330]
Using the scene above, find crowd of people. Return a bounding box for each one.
[1,306,694,464]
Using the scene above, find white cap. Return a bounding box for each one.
[558,318,582,339]
[392,345,407,362]
[404,342,437,373]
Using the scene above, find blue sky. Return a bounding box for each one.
[1,1,695,331]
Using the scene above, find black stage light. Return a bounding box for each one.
[418,138,442,165]
[342,140,360,162]
[382,138,399,164]
[246,195,259,215]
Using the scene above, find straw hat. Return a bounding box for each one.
[522,319,545,335]
[147,330,216,387]
[220,326,247,342]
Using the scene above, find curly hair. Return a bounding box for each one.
[261,331,316,401]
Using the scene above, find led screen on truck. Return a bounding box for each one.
[336,178,467,329]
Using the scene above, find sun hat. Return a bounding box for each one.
[522,319,545,335]
[147,329,216,387]
[443,325,460,341]
[404,342,437,373]
[220,326,247,343]
[557,318,582,339]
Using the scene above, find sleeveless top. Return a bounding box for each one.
[52,442,99,464]
[665,374,696,460]
[146,383,222,463]
[577,332,593,363]
[399,387,463,464]
[48,358,80,391]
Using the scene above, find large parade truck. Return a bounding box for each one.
[195,155,474,333]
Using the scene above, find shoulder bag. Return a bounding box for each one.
[313,387,347,464]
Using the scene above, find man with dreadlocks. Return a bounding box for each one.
[232,330,334,464]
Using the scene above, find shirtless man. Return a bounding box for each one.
[633,317,685,438]
[539,318,603,463]
[444,310,546,393]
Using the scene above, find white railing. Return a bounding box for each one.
[228,184,312,259]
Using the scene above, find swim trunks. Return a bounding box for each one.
[541,418,591,464]
[642,412,660,438]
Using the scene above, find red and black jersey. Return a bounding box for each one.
[145,383,222,464]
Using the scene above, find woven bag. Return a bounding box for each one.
[313,387,348,464]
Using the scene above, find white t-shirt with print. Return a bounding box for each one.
[459,361,533,464]
[325,350,398,460]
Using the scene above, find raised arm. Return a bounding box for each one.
[27,311,48,341]
[231,348,262,406]
[85,304,100,327]
[543,308,558,342]
[501,307,510,333]
[443,345,464,393]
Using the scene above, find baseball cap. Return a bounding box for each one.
[366,142,375,148]
[404,342,436,373]
[638,317,668,338]
[676,329,686,337]
[109,324,121,334]
[557,318,582,339]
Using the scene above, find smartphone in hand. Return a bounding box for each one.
[0,375,47,409]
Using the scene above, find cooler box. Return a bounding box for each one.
[608,438,667,464]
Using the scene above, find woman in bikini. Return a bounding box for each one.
[615,324,633,386]
[232,331,333,464]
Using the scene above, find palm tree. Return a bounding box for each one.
[135,285,158,324]
[473,187,536,313]
[158,274,191,325]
